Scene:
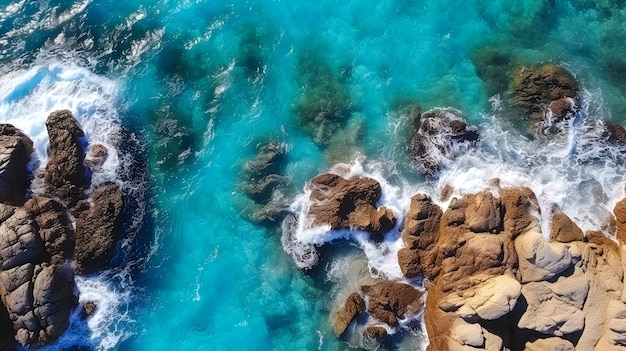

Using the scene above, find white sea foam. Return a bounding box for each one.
[0,62,141,351]
[0,62,123,187]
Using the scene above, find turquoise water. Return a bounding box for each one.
[1,0,626,350]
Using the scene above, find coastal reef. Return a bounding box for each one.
[0,110,124,348]
[280,63,626,351]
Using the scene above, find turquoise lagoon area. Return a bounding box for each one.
[1,0,626,350]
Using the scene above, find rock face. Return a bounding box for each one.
[0,200,76,347]
[333,292,364,336]
[361,281,423,327]
[307,173,396,234]
[408,108,479,175]
[0,125,33,206]
[0,111,126,348]
[42,109,87,205]
[74,183,124,274]
[511,64,579,132]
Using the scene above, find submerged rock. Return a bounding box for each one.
[0,125,33,206]
[408,108,479,175]
[511,63,579,133]
[333,292,365,336]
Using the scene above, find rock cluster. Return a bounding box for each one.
[395,185,626,351]
[333,281,423,338]
[0,110,125,347]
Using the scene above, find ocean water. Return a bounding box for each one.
[1,0,626,350]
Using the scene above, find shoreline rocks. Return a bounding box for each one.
[0,110,125,348]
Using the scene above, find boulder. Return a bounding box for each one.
[517,270,589,336]
[333,292,364,336]
[615,197,626,244]
[306,174,396,234]
[84,143,109,169]
[0,208,43,270]
[440,274,521,321]
[42,110,86,205]
[0,124,33,206]
[74,183,124,274]
[524,337,575,351]
[449,320,485,348]
[408,108,479,175]
[550,211,584,243]
[363,325,387,338]
[361,281,423,327]
[514,229,572,283]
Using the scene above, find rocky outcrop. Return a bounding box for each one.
[361,281,423,327]
[307,173,396,234]
[333,292,364,336]
[84,144,109,170]
[511,64,579,133]
[74,183,124,274]
[0,125,33,206]
[408,108,479,175]
[0,111,126,348]
[0,200,76,347]
[42,109,87,206]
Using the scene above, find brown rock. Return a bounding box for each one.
[74,183,125,273]
[363,325,387,338]
[398,194,442,279]
[0,124,33,206]
[0,208,43,270]
[84,144,108,169]
[361,281,423,327]
[512,63,579,123]
[333,292,364,336]
[42,110,86,205]
[81,301,97,319]
[306,174,395,234]
[524,337,575,351]
[615,197,626,245]
[465,191,503,233]
[23,197,75,264]
[551,211,584,243]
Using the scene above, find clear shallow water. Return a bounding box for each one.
[0,0,626,350]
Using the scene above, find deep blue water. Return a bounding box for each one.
[1,0,626,350]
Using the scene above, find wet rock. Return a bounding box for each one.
[408,108,479,175]
[333,292,364,336]
[84,144,109,169]
[361,281,423,327]
[603,121,626,145]
[397,194,442,279]
[307,174,396,234]
[81,301,97,319]
[42,110,86,205]
[74,183,124,274]
[511,63,579,129]
[0,124,33,206]
[363,325,387,339]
